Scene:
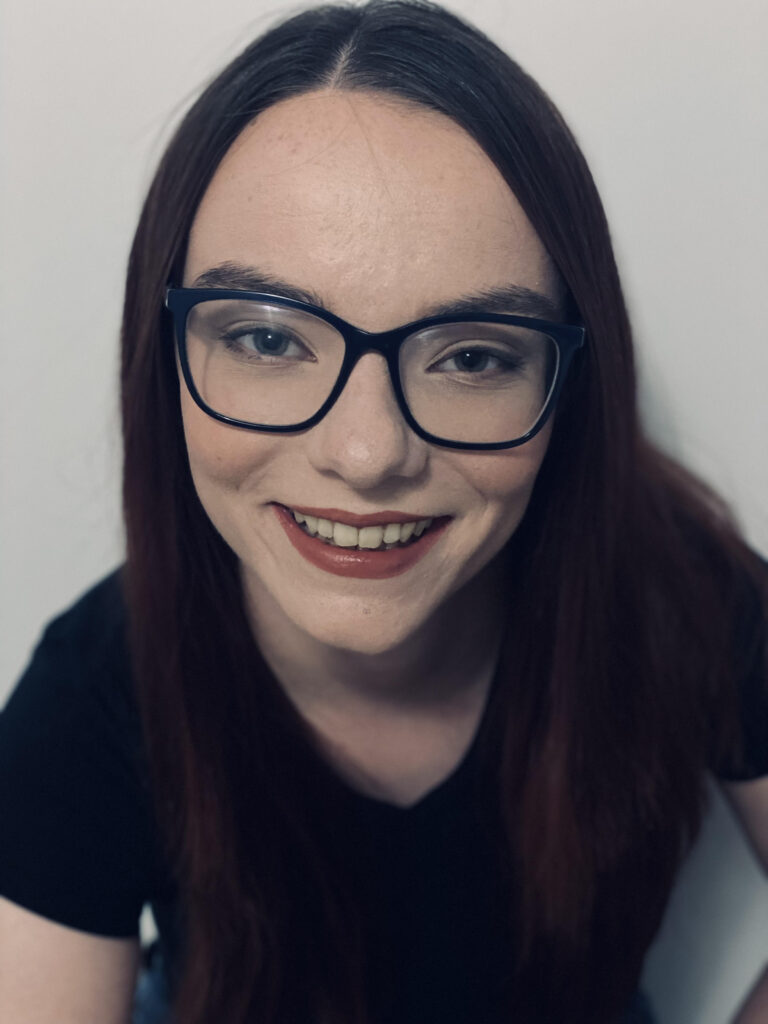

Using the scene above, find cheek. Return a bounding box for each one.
[462,424,551,517]
[180,392,276,499]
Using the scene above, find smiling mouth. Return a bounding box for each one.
[284,506,435,551]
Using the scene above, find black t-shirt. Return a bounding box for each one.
[1,569,766,1022]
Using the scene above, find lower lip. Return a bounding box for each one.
[273,504,451,579]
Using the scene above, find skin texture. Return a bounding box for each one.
[181,89,563,802]
[0,896,139,1024]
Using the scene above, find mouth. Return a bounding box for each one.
[271,503,452,579]
[283,506,438,551]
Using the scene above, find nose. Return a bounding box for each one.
[304,352,429,490]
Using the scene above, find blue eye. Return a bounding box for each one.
[221,326,310,361]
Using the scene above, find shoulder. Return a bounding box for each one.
[2,570,141,772]
[5,569,135,726]
[28,568,129,682]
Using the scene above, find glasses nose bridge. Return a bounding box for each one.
[341,321,407,363]
[336,322,409,398]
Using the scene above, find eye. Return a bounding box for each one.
[220,324,313,362]
[430,346,526,376]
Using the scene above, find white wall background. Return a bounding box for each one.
[1,0,766,1020]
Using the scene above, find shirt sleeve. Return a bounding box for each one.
[0,574,168,937]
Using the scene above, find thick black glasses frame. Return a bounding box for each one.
[165,287,586,451]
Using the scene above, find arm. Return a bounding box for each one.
[719,777,768,1023]
[0,896,140,1024]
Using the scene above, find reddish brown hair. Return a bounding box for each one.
[121,2,766,1021]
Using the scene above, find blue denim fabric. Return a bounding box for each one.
[132,953,172,1024]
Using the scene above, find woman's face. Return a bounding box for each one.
[181,89,563,655]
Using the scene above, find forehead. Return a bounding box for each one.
[184,89,560,327]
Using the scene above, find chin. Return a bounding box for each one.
[281,594,431,658]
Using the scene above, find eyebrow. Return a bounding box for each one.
[420,285,560,322]
[192,263,324,307]
[191,261,561,322]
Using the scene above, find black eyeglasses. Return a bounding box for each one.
[165,287,585,451]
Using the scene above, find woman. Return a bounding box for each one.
[1,2,766,1022]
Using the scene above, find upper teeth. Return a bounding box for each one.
[290,510,433,549]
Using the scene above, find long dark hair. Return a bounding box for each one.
[121,2,766,1021]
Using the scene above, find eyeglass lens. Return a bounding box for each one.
[184,299,559,444]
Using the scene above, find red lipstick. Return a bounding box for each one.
[272,504,451,579]
[284,505,431,528]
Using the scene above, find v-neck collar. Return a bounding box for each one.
[326,653,503,821]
